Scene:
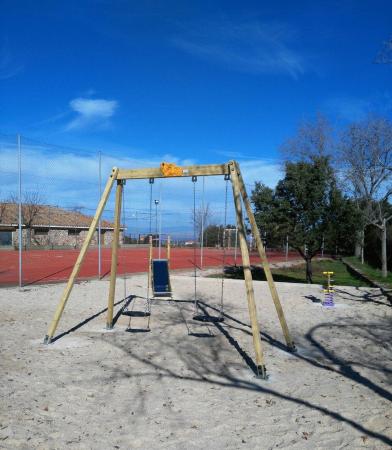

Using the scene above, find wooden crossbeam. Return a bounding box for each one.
[117,163,229,180]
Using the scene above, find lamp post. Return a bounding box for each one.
[154,199,159,249]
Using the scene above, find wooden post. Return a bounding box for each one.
[229,161,267,378]
[235,163,296,351]
[44,167,119,343]
[106,180,124,329]
[167,235,171,266]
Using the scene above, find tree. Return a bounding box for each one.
[252,156,357,283]
[0,195,7,224]
[339,116,392,276]
[281,113,334,163]
[251,183,282,248]
[324,190,361,255]
[10,191,45,248]
[375,37,392,64]
[276,157,335,282]
[203,224,225,248]
[191,203,212,242]
[363,211,392,271]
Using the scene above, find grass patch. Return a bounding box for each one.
[218,258,371,287]
[344,256,392,289]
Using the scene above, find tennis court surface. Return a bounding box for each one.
[0,247,298,287]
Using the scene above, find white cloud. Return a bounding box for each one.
[239,159,282,188]
[0,143,282,236]
[70,98,117,118]
[172,19,306,79]
[325,97,371,122]
[325,93,392,122]
[0,38,23,80]
[66,97,118,130]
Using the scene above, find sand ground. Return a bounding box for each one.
[0,273,391,449]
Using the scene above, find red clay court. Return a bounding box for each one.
[0,247,299,287]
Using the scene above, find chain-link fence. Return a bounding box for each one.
[2,133,272,287]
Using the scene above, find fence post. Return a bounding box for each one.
[285,235,289,261]
[98,150,102,279]
[200,176,205,269]
[17,134,23,289]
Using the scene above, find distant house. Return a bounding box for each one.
[0,203,124,249]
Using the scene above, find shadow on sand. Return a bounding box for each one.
[49,292,392,446]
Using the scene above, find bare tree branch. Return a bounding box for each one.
[191,203,213,242]
[339,116,392,227]
[280,113,335,163]
[9,191,45,248]
[375,37,392,64]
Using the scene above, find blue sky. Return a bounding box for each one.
[1,0,392,236]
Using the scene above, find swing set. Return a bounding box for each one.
[43,160,296,379]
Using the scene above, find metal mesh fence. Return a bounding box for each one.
[1,133,266,287]
[0,133,111,285]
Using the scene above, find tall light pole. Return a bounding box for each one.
[200,176,205,269]
[98,150,102,279]
[154,199,159,249]
[17,134,22,289]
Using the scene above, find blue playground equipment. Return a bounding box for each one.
[322,271,335,308]
[152,258,172,297]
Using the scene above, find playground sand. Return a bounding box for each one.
[0,275,391,449]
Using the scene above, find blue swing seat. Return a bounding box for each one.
[152,259,172,297]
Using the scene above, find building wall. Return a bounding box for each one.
[10,228,123,249]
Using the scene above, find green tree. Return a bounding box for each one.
[276,157,334,282]
[251,183,282,248]
[252,156,359,283]
[339,115,392,276]
[203,224,223,248]
[203,224,236,248]
[324,189,361,255]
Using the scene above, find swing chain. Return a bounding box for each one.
[192,176,198,314]
[121,179,128,315]
[149,178,154,235]
[220,175,229,318]
[146,179,155,316]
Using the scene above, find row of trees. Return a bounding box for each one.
[251,114,392,282]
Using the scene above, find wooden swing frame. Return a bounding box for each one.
[43,160,295,378]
